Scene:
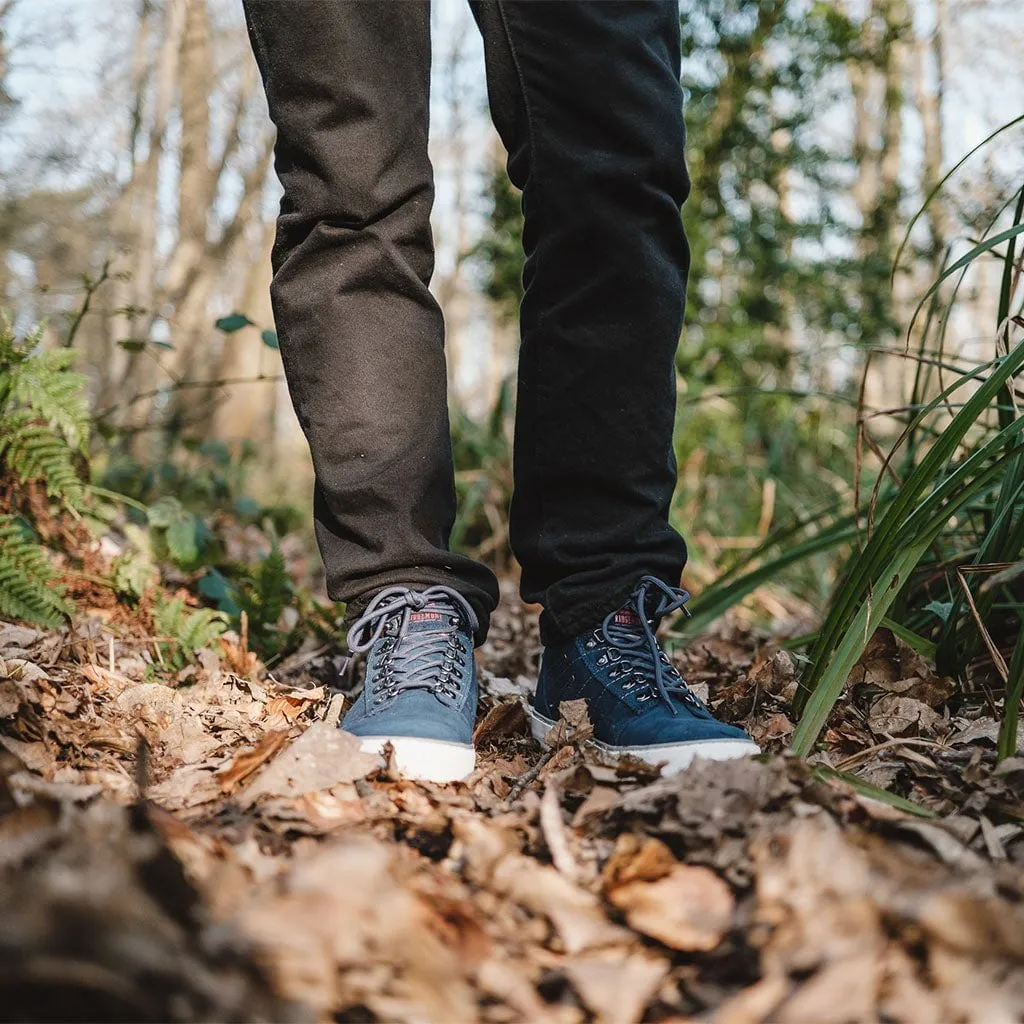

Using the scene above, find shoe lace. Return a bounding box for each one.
[346,585,478,707]
[599,575,703,716]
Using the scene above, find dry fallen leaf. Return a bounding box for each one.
[472,698,528,745]
[601,834,678,889]
[6,592,1024,1024]
[262,687,325,731]
[493,854,632,955]
[564,948,670,1024]
[237,722,381,808]
[217,730,290,794]
[607,862,735,952]
[868,694,944,737]
[238,837,476,1021]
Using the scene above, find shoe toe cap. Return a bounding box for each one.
[342,690,473,745]
[614,712,754,748]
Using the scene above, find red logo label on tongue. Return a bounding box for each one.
[614,610,641,627]
[410,611,444,623]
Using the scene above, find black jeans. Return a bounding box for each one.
[244,1,691,645]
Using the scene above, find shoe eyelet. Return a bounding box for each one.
[597,654,608,666]
[585,640,596,649]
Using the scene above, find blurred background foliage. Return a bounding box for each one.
[2,0,1024,748]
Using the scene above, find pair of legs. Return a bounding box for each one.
[243,0,691,644]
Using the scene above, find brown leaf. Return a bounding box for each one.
[565,949,670,1024]
[79,663,134,699]
[238,837,476,1021]
[0,679,23,719]
[602,834,678,889]
[868,695,943,737]
[608,863,734,951]
[559,697,593,738]
[571,785,620,828]
[148,760,227,811]
[775,953,880,1023]
[258,789,367,835]
[0,624,46,652]
[472,698,528,745]
[493,854,631,954]
[237,722,381,808]
[217,730,290,794]
[749,648,798,699]
[0,736,52,775]
[262,687,325,731]
[716,974,790,1024]
[539,782,580,882]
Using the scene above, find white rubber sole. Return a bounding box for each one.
[526,704,760,774]
[356,734,476,784]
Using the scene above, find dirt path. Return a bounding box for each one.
[2,600,1024,1023]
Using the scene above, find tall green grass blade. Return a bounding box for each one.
[812,766,938,819]
[934,476,1024,675]
[893,113,1024,280]
[880,617,937,659]
[998,618,1024,761]
[794,543,928,753]
[679,512,861,638]
[793,428,1024,753]
[794,365,1024,733]
[934,190,1024,675]
[909,225,1024,337]
[794,349,1015,715]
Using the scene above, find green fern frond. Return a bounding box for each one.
[0,319,90,510]
[0,514,72,628]
[247,539,291,630]
[0,415,86,509]
[0,318,94,628]
[9,347,90,451]
[154,596,228,667]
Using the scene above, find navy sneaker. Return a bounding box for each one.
[529,576,759,773]
[341,585,478,783]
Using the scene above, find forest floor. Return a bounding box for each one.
[2,581,1024,1023]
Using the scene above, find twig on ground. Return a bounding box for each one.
[506,746,558,804]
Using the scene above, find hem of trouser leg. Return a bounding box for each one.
[539,571,680,647]
[337,572,495,645]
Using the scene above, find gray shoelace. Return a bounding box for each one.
[599,575,705,717]
[347,585,479,707]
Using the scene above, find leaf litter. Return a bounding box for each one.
[1,605,1024,1023]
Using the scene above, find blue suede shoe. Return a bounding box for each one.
[341,585,478,783]
[530,576,759,773]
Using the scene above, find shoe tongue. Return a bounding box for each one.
[407,605,454,634]
[610,606,644,632]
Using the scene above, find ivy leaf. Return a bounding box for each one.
[199,439,231,466]
[261,329,279,350]
[147,495,185,528]
[199,568,242,617]
[166,515,200,565]
[233,495,262,519]
[925,600,954,623]
[215,313,254,334]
